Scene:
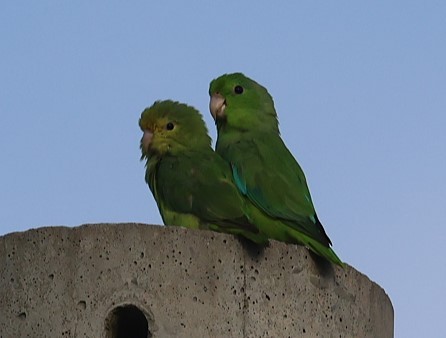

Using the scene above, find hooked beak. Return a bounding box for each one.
[141,129,153,152]
[209,93,226,120]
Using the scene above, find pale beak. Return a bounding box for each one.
[142,130,153,151]
[209,93,226,120]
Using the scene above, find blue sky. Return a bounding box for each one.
[1,2,445,337]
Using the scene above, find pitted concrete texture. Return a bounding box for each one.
[0,224,393,338]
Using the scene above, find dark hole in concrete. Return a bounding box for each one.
[105,304,151,338]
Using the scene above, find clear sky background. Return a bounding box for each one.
[1,2,445,337]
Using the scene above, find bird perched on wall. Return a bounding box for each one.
[209,73,343,266]
[139,100,268,244]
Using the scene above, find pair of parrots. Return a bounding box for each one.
[139,73,343,266]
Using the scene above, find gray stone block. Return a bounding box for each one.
[0,223,393,337]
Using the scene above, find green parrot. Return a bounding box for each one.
[139,99,268,244]
[209,73,343,266]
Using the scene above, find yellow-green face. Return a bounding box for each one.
[139,113,177,156]
[139,100,211,158]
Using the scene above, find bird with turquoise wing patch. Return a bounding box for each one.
[209,73,343,266]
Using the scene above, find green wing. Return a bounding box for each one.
[146,151,268,244]
[218,133,332,247]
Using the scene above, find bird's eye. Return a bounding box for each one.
[234,85,244,94]
[166,122,175,130]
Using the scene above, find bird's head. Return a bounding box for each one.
[139,100,211,160]
[209,72,278,132]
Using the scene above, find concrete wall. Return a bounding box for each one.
[0,223,393,337]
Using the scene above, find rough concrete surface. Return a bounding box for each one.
[0,224,393,337]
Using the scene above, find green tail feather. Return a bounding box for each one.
[287,229,344,267]
[208,224,269,246]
